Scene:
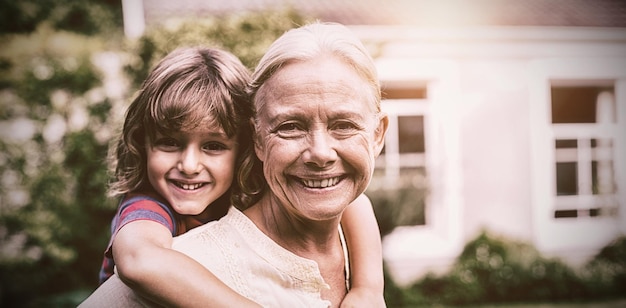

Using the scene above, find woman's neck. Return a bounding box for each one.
[244,194,342,256]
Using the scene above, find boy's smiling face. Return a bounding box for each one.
[145,123,237,220]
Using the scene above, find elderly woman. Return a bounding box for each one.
[80,22,388,307]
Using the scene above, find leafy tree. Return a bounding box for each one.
[0,0,122,35]
[392,232,626,306]
[0,38,119,306]
[124,9,307,87]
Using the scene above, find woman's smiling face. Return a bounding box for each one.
[253,55,387,221]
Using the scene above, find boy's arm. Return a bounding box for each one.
[112,220,261,307]
[340,194,386,308]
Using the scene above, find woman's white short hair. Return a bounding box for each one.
[248,22,381,113]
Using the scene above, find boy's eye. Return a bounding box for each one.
[153,137,179,150]
[203,142,228,152]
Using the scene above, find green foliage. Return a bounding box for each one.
[0,0,55,33]
[386,232,626,306]
[17,55,101,114]
[0,2,122,305]
[0,0,122,35]
[582,236,626,298]
[124,9,307,88]
[367,171,427,237]
[444,232,587,304]
[384,265,437,307]
[0,31,117,305]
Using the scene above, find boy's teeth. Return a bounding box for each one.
[179,183,202,190]
[303,177,339,188]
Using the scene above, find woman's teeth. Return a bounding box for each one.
[302,177,340,188]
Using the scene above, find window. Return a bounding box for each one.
[376,81,428,180]
[551,85,619,219]
[375,81,429,226]
[373,58,462,284]
[529,58,626,254]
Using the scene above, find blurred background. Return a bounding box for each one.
[1,0,625,307]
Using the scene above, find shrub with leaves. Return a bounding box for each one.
[123,9,307,88]
[582,236,626,298]
[394,231,619,306]
[0,29,120,306]
[366,171,427,237]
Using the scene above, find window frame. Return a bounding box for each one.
[376,97,429,182]
[529,58,626,254]
[375,58,464,283]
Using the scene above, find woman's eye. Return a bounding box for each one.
[333,121,359,132]
[277,123,299,132]
[275,122,305,137]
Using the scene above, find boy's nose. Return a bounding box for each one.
[178,148,201,174]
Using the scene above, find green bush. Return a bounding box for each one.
[367,171,427,237]
[386,232,626,306]
[0,30,118,307]
[0,0,122,35]
[581,236,626,298]
[123,9,307,88]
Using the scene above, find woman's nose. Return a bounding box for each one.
[177,147,201,174]
[303,130,337,168]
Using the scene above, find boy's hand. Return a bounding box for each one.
[340,287,386,308]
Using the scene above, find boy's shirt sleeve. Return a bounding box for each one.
[115,197,178,237]
[99,195,177,284]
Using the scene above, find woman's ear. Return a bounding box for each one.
[373,112,389,157]
[250,118,265,163]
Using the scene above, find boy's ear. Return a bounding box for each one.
[373,113,389,157]
[250,118,265,163]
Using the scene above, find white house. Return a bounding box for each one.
[123,0,626,286]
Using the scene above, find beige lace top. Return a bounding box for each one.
[79,207,349,308]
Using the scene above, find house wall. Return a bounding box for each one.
[458,59,533,243]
